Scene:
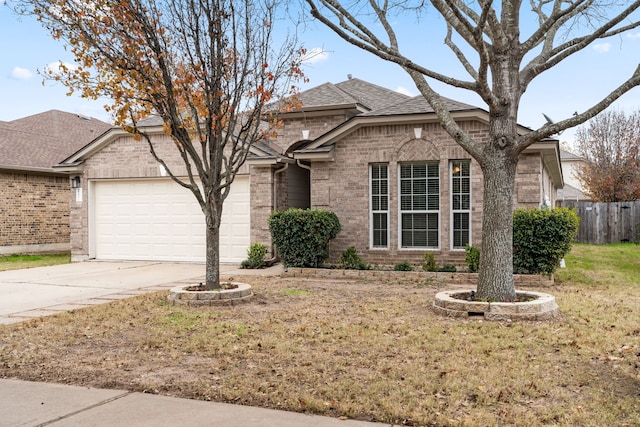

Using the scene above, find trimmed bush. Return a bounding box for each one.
[422,252,438,272]
[268,208,341,268]
[438,264,457,272]
[340,246,370,270]
[394,261,414,271]
[513,207,579,274]
[240,242,268,269]
[464,244,481,273]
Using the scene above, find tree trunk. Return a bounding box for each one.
[205,213,221,290]
[476,147,518,302]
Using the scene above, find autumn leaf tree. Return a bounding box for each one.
[574,110,640,202]
[305,0,640,301]
[17,0,306,289]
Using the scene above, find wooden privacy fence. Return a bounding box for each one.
[558,200,640,244]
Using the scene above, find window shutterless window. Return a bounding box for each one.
[400,162,439,248]
[370,163,389,248]
[451,160,471,248]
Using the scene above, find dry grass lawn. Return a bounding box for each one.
[0,244,638,426]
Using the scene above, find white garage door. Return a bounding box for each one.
[92,177,250,263]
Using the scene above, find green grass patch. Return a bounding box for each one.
[556,243,640,286]
[0,253,71,271]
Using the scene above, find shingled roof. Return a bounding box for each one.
[362,94,479,116]
[294,78,411,111]
[0,110,112,171]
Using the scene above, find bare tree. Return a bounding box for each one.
[305,0,640,301]
[16,0,305,289]
[575,110,640,202]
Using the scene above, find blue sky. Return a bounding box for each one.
[1,4,639,147]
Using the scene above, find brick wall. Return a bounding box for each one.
[0,171,70,251]
[70,131,250,260]
[305,120,544,267]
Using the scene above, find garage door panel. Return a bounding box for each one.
[93,177,249,263]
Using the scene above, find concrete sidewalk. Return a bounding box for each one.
[0,261,283,324]
[0,379,393,427]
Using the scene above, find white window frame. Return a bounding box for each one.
[369,163,389,249]
[398,162,440,249]
[450,160,471,249]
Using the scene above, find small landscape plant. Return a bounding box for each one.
[422,252,438,272]
[394,261,414,271]
[240,243,268,269]
[464,244,481,273]
[339,246,370,270]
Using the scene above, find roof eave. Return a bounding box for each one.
[245,156,295,166]
[274,103,368,119]
[524,140,564,188]
[293,146,335,162]
[0,164,68,176]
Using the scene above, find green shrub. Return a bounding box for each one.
[394,261,414,271]
[241,242,268,269]
[513,207,579,274]
[268,208,341,268]
[438,264,457,272]
[422,252,438,272]
[340,246,370,270]
[464,244,481,273]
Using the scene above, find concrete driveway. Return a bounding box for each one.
[0,261,282,325]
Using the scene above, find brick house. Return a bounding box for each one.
[0,110,111,255]
[58,78,562,266]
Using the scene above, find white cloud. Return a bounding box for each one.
[592,43,611,53]
[45,61,78,75]
[627,32,640,40]
[396,86,416,96]
[11,67,33,80]
[302,47,329,64]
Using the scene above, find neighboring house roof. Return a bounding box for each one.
[557,183,589,201]
[0,110,111,173]
[560,149,584,161]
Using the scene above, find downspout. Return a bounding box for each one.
[296,159,311,171]
[265,162,288,265]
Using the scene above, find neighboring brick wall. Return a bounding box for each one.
[0,171,70,250]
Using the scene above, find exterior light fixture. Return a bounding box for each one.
[70,176,81,188]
